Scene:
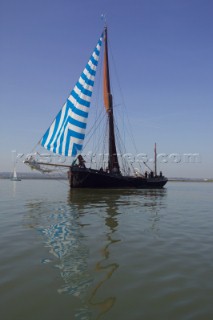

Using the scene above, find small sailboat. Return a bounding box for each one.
[25,26,167,189]
[11,151,21,181]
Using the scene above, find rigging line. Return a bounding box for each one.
[112,101,125,150]
[143,161,152,172]
[113,121,131,175]
[115,116,146,175]
[101,122,109,168]
[87,118,107,167]
[86,115,108,168]
[136,160,144,175]
[83,109,106,144]
[108,40,139,154]
[94,116,108,154]
[116,117,145,175]
[84,110,105,142]
[114,118,128,155]
[82,111,106,151]
[88,114,109,168]
[90,109,103,156]
[113,119,127,155]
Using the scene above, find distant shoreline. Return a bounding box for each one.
[168,179,213,183]
[0,172,212,182]
[0,172,67,180]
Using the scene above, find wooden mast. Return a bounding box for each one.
[103,27,120,173]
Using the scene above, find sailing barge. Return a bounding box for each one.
[25,27,167,189]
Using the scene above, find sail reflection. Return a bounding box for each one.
[25,199,92,298]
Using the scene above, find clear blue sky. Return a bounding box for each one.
[0,0,213,178]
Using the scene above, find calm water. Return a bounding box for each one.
[0,180,213,320]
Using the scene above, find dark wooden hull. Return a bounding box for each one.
[69,167,167,189]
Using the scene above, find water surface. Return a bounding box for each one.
[0,180,213,320]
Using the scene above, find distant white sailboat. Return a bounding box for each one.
[11,151,21,181]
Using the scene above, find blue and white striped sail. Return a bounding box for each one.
[41,33,103,157]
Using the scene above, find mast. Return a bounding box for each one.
[154,143,157,176]
[103,27,120,173]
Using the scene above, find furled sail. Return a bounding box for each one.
[41,33,103,157]
[103,28,111,112]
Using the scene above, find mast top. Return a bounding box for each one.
[101,13,107,28]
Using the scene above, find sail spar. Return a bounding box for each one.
[41,33,103,157]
